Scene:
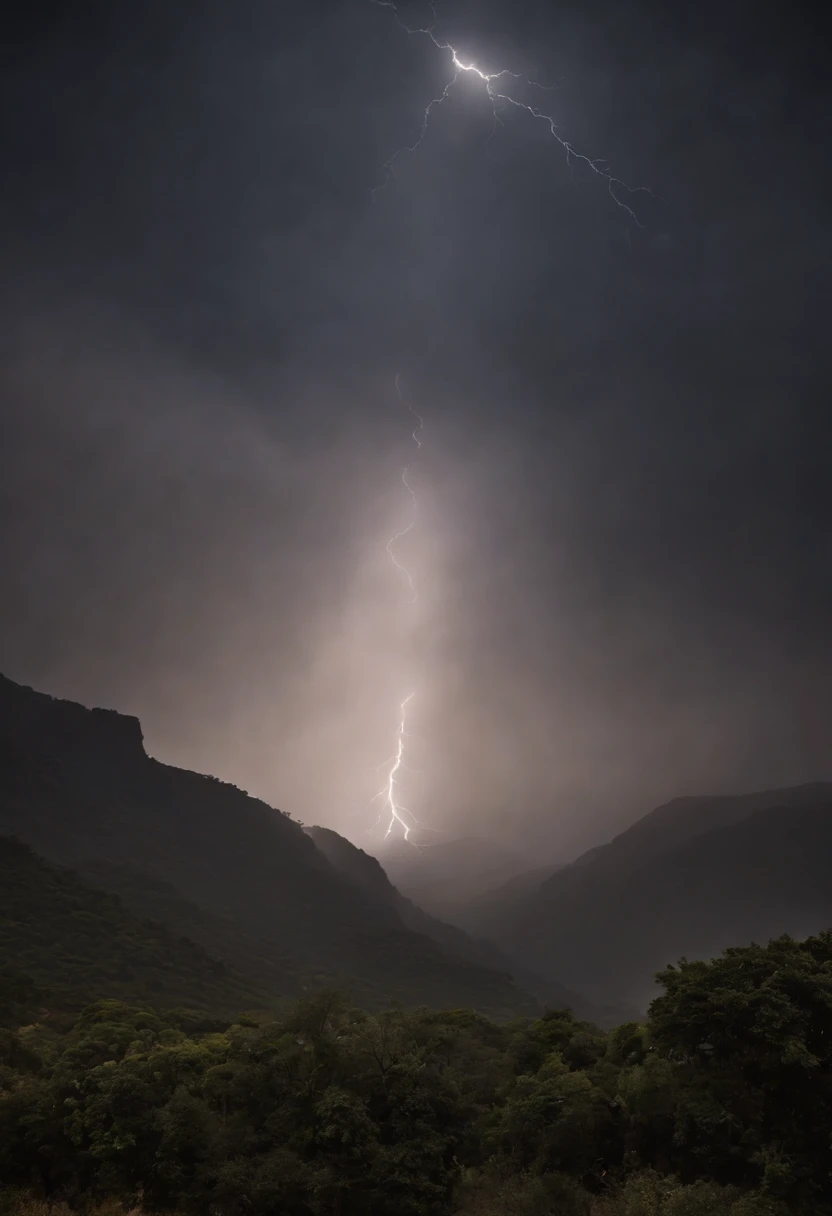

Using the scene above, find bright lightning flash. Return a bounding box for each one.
[379,693,416,840]
[372,0,651,222]
[369,4,649,842]
[374,376,428,843]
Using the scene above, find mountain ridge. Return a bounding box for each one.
[481,793,832,1007]
[0,672,545,1019]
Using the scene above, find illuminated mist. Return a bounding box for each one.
[374,376,428,843]
[367,0,652,846]
[1,0,829,863]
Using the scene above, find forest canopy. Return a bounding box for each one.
[2,931,831,1215]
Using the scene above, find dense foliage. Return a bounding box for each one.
[3,931,832,1216]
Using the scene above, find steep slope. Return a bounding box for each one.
[496,798,832,1008]
[75,858,310,1005]
[306,826,628,1025]
[471,784,832,942]
[0,674,537,1018]
[0,836,268,1015]
[309,827,528,984]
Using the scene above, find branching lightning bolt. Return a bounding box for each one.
[373,375,429,843]
[367,3,651,843]
[371,0,653,223]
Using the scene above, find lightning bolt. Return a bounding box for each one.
[371,0,652,223]
[367,4,650,842]
[373,375,428,843]
[378,693,417,841]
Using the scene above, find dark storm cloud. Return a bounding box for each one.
[1,0,830,858]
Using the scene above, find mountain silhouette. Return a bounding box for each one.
[0,673,545,1018]
[469,784,832,1007]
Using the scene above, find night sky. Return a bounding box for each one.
[1,0,830,858]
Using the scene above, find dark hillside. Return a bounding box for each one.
[498,800,832,1007]
[0,674,542,1018]
[0,836,268,1015]
[471,783,832,944]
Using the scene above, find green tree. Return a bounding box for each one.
[646,934,832,1207]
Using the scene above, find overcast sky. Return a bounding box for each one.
[1,0,830,859]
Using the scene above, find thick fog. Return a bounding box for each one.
[1,0,830,860]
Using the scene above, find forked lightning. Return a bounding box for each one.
[370,2,650,842]
[371,0,650,223]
